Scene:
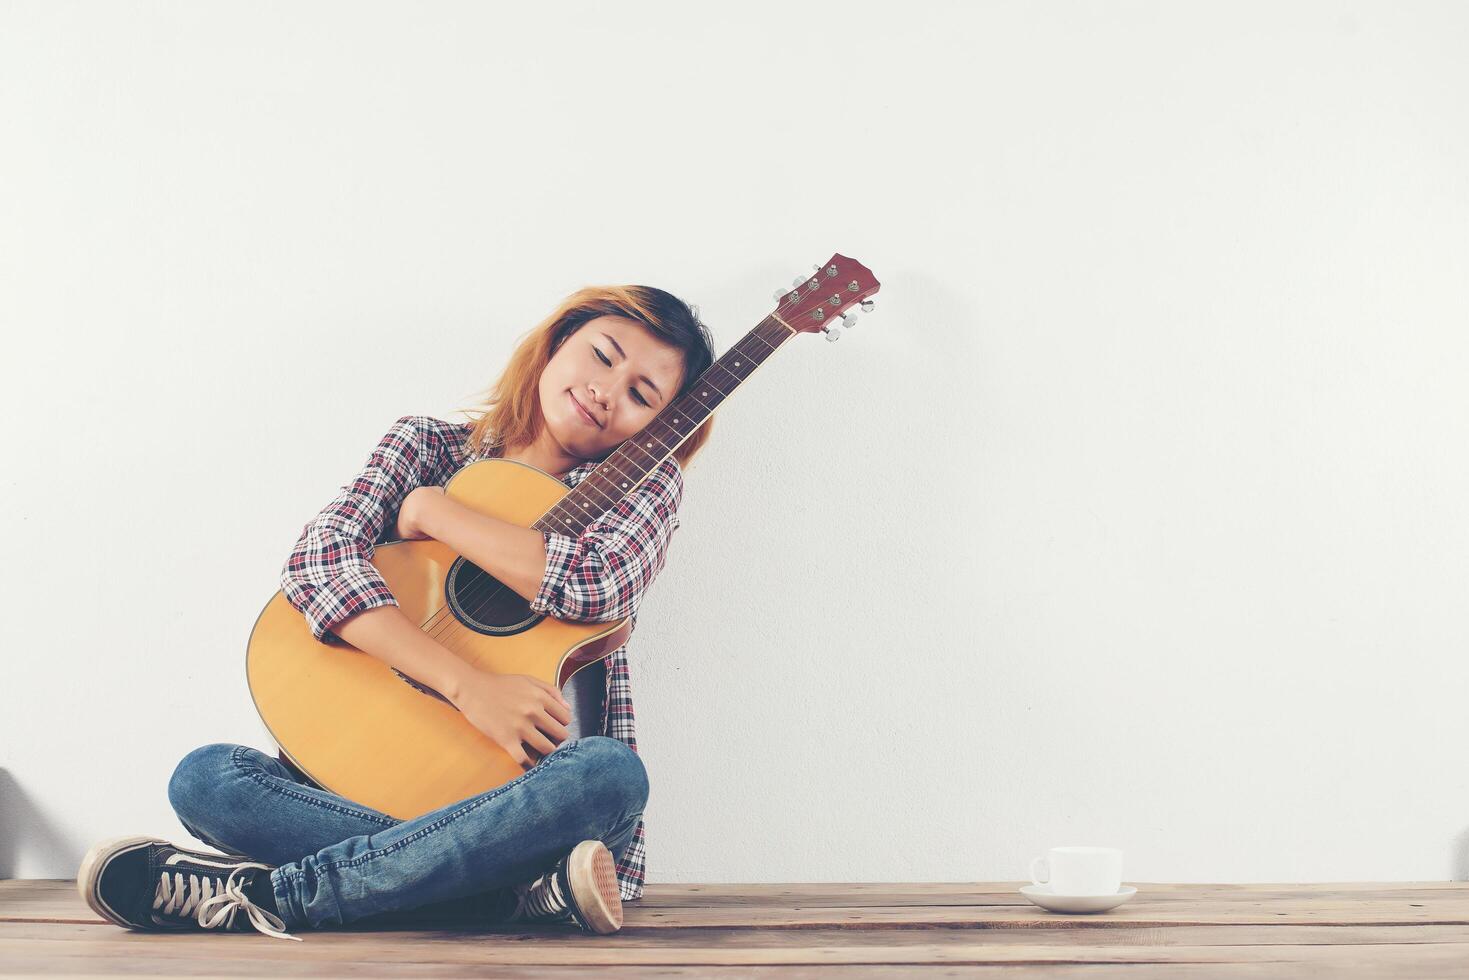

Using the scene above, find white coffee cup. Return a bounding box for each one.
[1028,846,1123,896]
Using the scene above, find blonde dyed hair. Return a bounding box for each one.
[457,285,717,469]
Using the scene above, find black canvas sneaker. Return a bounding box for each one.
[502,839,624,934]
[77,836,300,941]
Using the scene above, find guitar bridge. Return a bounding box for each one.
[392,668,453,706]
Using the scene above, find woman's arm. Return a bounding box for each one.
[404,490,551,603]
[331,604,474,699]
[401,456,684,624]
[279,415,466,642]
[534,456,684,623]
[420,457,685,625]
[275,416,570,765]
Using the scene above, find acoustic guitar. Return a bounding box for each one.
[246,252,881,819]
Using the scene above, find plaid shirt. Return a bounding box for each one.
[279,415,684,902]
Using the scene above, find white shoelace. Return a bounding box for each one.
[152,864,302,942]
[513,873,572,921]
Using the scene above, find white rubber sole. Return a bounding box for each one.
[566,840,623,934]
[77,835,159,929]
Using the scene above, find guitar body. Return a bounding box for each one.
[245,457,631,820]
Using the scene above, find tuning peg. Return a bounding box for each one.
[773,287,789,302]
[841,313,858,329]
[792,276,807,288]
[822,324,842,342]
[860,299,875,313]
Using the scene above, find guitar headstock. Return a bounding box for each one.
[770,252,881,341]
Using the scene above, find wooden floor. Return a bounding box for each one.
[4,879,1469,977]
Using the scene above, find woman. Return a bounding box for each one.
[77,285,717,941]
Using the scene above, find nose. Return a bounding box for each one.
[588,383,610,410]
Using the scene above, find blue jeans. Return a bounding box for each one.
[166,736,648,930]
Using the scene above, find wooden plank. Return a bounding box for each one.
[7,923,1469,970]
[7,919,1469,950]
[0,961,1463,980]
[617,902,1469,929]
[635,887,1468,909]
[15,901,1469,930]
[8,879,1469,979]
[0,956,1384,980]
[8,884,1469,931]
[0,880,101,925]
[635,880,1469,900]
[622,882,1469,911]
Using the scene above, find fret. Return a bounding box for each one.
[729,331,769,355]
[633,428,676,455]
[705,361,743,393]
[747,326,781,351]
[639,432,675,457]
[702,366,735,396]
[684,387,720,414]
[603,458,637,491]
[616,443,648,471]
[721,354,754,381]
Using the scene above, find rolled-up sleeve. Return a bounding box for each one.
[530,456,684,623]
[280,415,466,642]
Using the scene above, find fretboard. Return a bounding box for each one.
[534,315,795,537]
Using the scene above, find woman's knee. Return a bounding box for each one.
[571,736,649,818]
[167,743,243,823]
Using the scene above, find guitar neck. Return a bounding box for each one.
[533,314,796,537]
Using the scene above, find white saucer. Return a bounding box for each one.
[1019,884,1137,913]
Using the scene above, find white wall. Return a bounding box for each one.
[3,0,1467,886]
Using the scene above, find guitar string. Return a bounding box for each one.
[414,322,788,660]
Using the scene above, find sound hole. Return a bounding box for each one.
[444,556,543,637]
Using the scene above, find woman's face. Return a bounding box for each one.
[538,314,688,460]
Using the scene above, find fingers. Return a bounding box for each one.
[537,712,570,744]
[523,676,571,725]
[527,675,571,711]
[540,692,571,726]
[523,727,557,759]
[492,676,574,771]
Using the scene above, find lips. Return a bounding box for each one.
[569,391,602,428]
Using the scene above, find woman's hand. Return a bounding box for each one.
[396,486,447,541]
[451,667,572,770]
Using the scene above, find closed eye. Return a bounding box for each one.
[594,346,652,408]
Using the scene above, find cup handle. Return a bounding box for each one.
[1029,855,1049,885]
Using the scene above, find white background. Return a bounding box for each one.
[3,0,1467,885]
